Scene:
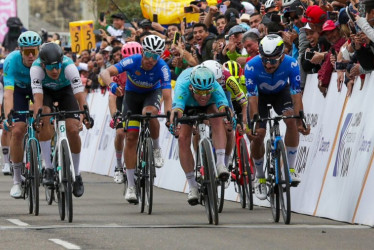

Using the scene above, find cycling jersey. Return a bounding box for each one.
[245,55,301,97]
[172,67,228,111]
[114,54,171,93]
[30,56,84,95]
[221,72,247,106]
[3,51,32,90]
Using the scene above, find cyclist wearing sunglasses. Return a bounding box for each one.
[30,42,92,198]
[170,65,231,205]
[245,34,310,200]
[100,35,172,203]
[3,31,42,198]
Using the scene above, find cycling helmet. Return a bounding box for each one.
[201,60,222,80]
[259,34,285,58]
[264,0,276,11]
[241,2,255,15]
[282,0,297,7]
[222,60,242,79]
[190,66,215,90]
[17,31,42,47]
[142,35,165,55]
[39,42,64,65]
[121,42,142,58]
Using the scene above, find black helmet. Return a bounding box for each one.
[39,42,63,65]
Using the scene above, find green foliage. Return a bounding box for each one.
[97,0,144,22]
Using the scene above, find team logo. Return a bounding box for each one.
[72,77,81,85]
[291,61,298,68]
[135,71,141,76]
[32,79,41,86]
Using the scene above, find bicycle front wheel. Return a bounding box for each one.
[277,140,291,224]
[202,139,219,225]
[62,140,73,223]
[239,138,253,211]
[30,140,40,216]
[266,139,279,222]
[145,138,154,215]
[217,180,225,213]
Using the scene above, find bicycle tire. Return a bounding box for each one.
[30,140,40,216]
[27,178,33,214]
[145,138,154,215]
[45,186,54,205]
[56,146,65,221]
[233,146,246,208]
[266,139,279,222]
[138,142,146,213]
[123,170,128,197]
[277,140,291,224]
[217,180,225,213]
[62,140,73,223]
[202,139,219,225]
[239,138,253,211]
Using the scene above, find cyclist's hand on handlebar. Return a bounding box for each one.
[33,119,43,132]
[298,123,310,135]
[3,119,14,132]
[223,117,233,132]
[83,116,94,129]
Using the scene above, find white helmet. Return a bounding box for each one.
[142,35,165,55]
[242,2,255,15]
[201,60,223,80]
[259,34,285,58]
[264,0,276,10]
[282,0,297,7]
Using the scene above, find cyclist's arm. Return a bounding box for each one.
[30,65,45,115]
[248,96,258,120]
[162,88,172,114]
[212,82,229,111]
[160,64,172,113]
[244,61,259,120]
[100,65,119,87]
[3,57,15,117]
[225,76,247,107]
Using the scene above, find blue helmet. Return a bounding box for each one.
[17,31,42,47]
[190,66,215,90]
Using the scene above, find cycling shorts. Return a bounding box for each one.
[258,86,293,129]
[43,86,80,120]
[13,86,33,123]
[122,89,162,116]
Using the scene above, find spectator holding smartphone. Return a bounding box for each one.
[99,13,126,44]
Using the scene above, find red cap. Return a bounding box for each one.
[320,20,337,34]
[301,5,327,24]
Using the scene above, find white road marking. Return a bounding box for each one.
[7,219,29,226]
[49,239,81,249]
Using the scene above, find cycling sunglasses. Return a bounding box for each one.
[192,86,213,96]
[22,48,38,56]
[261,55,282,65]
[45,63,62,71]
[143,51,160,60]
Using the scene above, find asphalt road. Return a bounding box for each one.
[0,172,372,250]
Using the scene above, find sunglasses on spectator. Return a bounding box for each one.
[22,48,38,56]
[261,55,282,65]
[143,51,160,60]
[45,63,62,71]
[192,86,213,96]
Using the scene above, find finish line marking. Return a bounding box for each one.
[6,219,29,226]
[49,239,81,249]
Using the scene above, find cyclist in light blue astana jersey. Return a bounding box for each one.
[170,65,232,206]
[100,35,172,203]
[30,43,92,198]
[3,31,42,198]
[245,34,310,201]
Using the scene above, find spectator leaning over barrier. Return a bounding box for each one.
[99,13,126,44]
[317,20,346,96]
[193,23,216,63]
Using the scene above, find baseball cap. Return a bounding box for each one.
[111,13,125,20]
[242,2,255,15]
[338,8,349,25]
[228,25,247,37]
[301,5,327,24]
[321,20,337,34]
[300,23,313,31]
[240,14,250,22]
[104,46,113,52]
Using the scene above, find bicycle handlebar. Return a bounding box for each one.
[123,111,171,132]
[7,110,36,127]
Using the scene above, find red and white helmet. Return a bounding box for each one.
[121,42,142,58]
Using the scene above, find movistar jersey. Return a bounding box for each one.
[114,54,171,93]
[30,56,84,94]
[3,50,32,90]
[172,67,228,111]
[245,55,301,97]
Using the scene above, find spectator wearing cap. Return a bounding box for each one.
[300,23,331,74]
[99,13,126,43]
[222,25,248,66]
[242,1,256,15]
[317,20,346,96]
[240,14,251,26]
[192,23,217,62]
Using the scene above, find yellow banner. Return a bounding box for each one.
[140,0,217,25]
[69,20,95,54]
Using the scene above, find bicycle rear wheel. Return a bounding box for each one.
[27,177,33,214]
[56,147,65,221]
[217,180,225,213]
[202,139,219,225]
[239,138,253,210]
[62,140,73,223]
[232,147,246,208]
[144,138,154,215]
[137,142,146,213]
[30,140,40,216]
[266,139,279,222]
[277,140,291,224]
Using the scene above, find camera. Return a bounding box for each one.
[335,62,349,70]
[305,51,315,61]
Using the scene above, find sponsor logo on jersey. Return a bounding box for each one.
[291,61,298,68]
[161,65,170,82]
[135,71,141,76]
[32,79,41,86]
[72,77,81,85]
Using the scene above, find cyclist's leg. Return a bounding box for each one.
[143,89,164,168]
[224,91,235,166]
[1,129,11,175]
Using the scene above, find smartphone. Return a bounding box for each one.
[327,11,337,21]
[100,12,105,22]
[335,62,349,70]
[173,32,181,44]
[220,4,227,14]
[122,30,132,39]
[72,53,77,62]
[153,14,158,23]
[305,51,315,60]
[93,29,102,35]
[348,22,356,35]
[331,48,336,56]
[183,17,187,28]
[281,15,288,24]
[184,6,193,13]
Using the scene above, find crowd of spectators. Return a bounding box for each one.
[2,0,374,98]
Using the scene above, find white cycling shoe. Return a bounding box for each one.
[2,163,11,175]
[153,148,164,168]
[125,186,137,203]
[113,167,124,184]
[10,184,22,199]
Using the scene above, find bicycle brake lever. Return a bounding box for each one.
[299,110,307,130]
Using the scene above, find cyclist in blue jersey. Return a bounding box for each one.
[170,66,232,205]
[3,31,42,198]
[31,43,93,198]
[100,35,172,203]
[245,34,310,200]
